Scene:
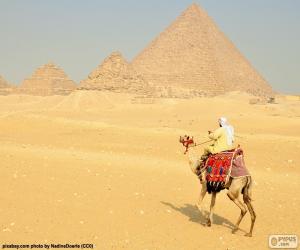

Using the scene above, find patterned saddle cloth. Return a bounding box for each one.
[204,148,250,192]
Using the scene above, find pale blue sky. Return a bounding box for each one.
[0,0,299,93]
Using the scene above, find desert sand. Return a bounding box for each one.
[0,91,299,249]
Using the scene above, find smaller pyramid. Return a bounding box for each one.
[79,52,153,95]
[19,62,76,96]
[0,75,14,95]
[0,75,10,88]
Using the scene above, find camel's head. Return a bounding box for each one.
[179,135,195,145]
[179,135,195,153]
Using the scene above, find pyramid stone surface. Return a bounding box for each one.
[132,4,274,97]
[0,75,14,95]
[19,63,76,95]
[80,52,153,95]
[0,75,10,88]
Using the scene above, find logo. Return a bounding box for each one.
[269,235,298,249]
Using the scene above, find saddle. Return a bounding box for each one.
[204,147,244,193]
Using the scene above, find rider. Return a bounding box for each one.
[201,117,235,161]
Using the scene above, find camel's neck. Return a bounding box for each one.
[186,147,198,161]
[186,147,201,173]
[186,148,205,177]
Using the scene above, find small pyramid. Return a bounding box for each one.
[19,62,76,95]
[132,3,274,97]
[79,52,152,95]
[0,75,10,88]
[0,75,14,95]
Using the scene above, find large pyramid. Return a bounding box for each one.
[132,3,274,97]
[79,51,153,95]
[19,63,76,95]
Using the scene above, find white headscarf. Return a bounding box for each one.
[218,117,234,146]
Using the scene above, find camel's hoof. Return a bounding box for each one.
[206,219,211,227]
[232,228,238,234]
[245,233,252,237]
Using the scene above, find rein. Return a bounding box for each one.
[192,139,213,148]
[181,138,213,154]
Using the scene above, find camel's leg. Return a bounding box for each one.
[227,192,247,233]
[243,200,256,237]
[243,181,256,237]
[227,178,247,233]
[206,192,216,227]
[197,180,207,212]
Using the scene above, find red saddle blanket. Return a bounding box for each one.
[204,148,250,183]
[205,151,235,183]
[231,154,250,177]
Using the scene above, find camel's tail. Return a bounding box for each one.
[243,176,253,202]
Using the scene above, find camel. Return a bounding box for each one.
[179,135,256,237]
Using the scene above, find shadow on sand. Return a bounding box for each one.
[161,201,239,231]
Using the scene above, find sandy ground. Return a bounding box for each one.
[0,91,299,249]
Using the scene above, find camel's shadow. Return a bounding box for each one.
[161,201,237,230]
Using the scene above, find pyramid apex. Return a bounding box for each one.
[188,3,200,9]
[174,2,209,24]
[109,51,125,59]
[111,51,122,56]
[184,3,202,13]
[44,61,57,68]
[105,51,129,64]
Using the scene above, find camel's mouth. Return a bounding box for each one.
[179,136,184,143]
[179,135,190,144]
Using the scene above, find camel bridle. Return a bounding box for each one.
[180,136,195,154]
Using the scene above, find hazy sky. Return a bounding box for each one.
[0,0,299,93]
